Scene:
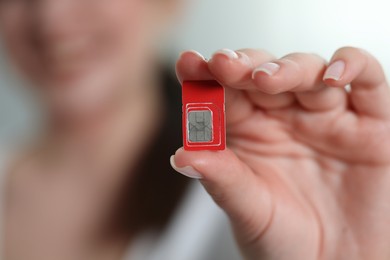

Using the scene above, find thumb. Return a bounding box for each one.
[170,147,274,244]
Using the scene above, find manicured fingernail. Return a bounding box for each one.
[213,48,239,60]
[180,50,206,61]
[324,60,345,81]
[170,155,203,179]
[252,62,281,78]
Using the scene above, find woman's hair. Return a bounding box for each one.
[108,66,191,238]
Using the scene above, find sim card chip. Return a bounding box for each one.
[188,110,212,142]
[182,80,225,151]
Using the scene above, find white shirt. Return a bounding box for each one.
[124,182,242,260]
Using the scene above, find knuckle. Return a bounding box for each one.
[237,48,275,63]
[283,52,325,63]
[259,85,282,95]
[336,46,360,53]
[239,48,273,56]
[282,52,307,61]
[334,46,369,60]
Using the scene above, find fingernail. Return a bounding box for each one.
[252,62,281,78]
[180,50,207,61]
[324,60,345,81]
[213,48,239,60]
[170,155,203,179]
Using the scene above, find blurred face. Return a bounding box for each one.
[0,0,176,117]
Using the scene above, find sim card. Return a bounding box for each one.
[182,80,226,151]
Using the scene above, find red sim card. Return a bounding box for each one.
[182,80,226,151]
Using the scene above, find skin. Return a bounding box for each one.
[174,48,390,259]
[1,0,390,259]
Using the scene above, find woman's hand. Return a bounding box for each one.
[173,47,390,260]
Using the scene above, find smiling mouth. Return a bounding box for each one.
[40,38,95,79]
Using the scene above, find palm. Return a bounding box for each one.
[229,95,390,258]
[175,47,390,259]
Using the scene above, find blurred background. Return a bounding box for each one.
[1,0,390,144]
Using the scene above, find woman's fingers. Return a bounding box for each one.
[246,90,295,110]
[207,48,275,89]
[176,47,390,117]
[171,148,273,243]
[178,49,296,111]
[209,49,298,110]
[175,50,213,83]
[176,48,272,85]
[252,53,347,111]
[324,47,390,120]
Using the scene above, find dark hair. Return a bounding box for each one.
[108,66,191,238]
